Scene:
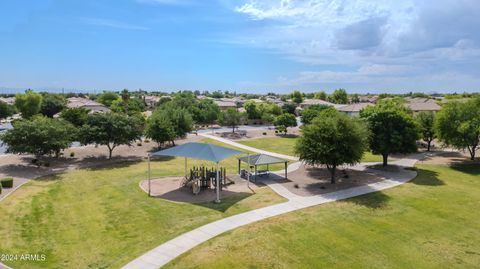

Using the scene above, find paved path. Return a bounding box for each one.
[199,133,299,161]
[123,152,426,269]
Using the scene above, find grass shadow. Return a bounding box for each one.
[347,191,391,209]
[409,168,444,186]
[450,163,480,176]
[196,192,254,213]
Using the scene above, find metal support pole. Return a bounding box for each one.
[215,162,220,203]
[247,153,250,187]
[148,154,151,197]
[285,162,288,179]
[184,157,187,178]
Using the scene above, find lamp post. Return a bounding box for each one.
[215,162,220,203]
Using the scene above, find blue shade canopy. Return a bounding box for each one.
[152,142,244,163]
[238,154,287,166]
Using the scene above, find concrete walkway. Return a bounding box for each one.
[122,153,426,269]
[199,133,299,161]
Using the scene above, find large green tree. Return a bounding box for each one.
[360,100,419,166]
[435,98,480,160]
[244,100,261,120]
[15,90,43,119]
[219,108,243,133]
[300,105,332,125]
[145,110,176,147]
[1,116,75,157]
[79,113,143,159]
[295,111,369,183]
[314,91,327,100]
[416,111,436,151]
[0,101,15,119]
[40,93,66,117]
[328,89,349,104]
[96,92,119,107]
[60,107,89,127]
[291,91,304,104]
[274,113,297,134]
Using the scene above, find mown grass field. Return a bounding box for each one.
[166,163,480,269]
[0,139,286,269]
[238,136,384,162]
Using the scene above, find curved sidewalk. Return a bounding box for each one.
[122,153,426,269]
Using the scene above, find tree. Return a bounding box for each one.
[1,116,75,157]
[121,89,130,113]
[195,99,220,125]
[274,113,297,134]
[291,91,304,104]
[282,103,297,114]
[314,91,327,100]
[40,93,66,117]
[435,98,480,160]
[96,92,119,107]
[416,111,435,151]
[219,108,242,133]
[295,111,369,183]
[110,98,145,115]
[244,100,261,120]
[0,101,15,119]
[169,108,193,140]
[145,110,176,146]
[300,105,332,125]
[60,107,89,127]
[328,89,348,104]
[360,101,419,166]
[350,93,360,103]
[79,113,143,159]
[15,90,42,119]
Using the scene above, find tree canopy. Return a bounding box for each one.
[1,116,75,157]
[415,111,436,151]
[219,108,243,133]
[314,91,327,100]
[328,89,348,104]
[79,113,143,159]
[295,111,369,183]
[0,101,15,119]
[15,91,42,119]
[96,92,119,107]
[274,113,297,134]
[300,105,333,125]
[291,91,304,104]
[60,107,89,127]
[435,98,480,160]
[145,109,176,147]
[360,100,418,166]
[40,93,66,117]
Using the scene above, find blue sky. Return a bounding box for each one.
[0,0,479,93]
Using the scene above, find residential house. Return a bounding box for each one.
[337,103,373,116]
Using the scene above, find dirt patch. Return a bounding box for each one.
[267,164,386,197]
[140,176,263,203]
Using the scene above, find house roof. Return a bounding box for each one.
[337,103,373,112]
[152,142,244,163]
[238,154,287,166]
[405,98,441,111]
[300,99,335,106]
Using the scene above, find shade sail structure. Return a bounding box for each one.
[238,154,287,166]
[152,142,244,163]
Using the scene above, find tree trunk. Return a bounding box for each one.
[171,140,176,146]
[232,125,235,133]
[427,140,431,151]
[107,144,116,159]
[382,154,388,167]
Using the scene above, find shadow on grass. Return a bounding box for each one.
[346,191,391,209]
[409,168,444,186]
[450,163,480,176]
[193,192,254,213]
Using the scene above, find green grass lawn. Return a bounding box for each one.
[238,136,384,162]
[166,163,480,269]
[0,139,286,269]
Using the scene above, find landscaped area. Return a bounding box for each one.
[0,152,285,268]
[165,163,480,268]
[238,136,384,162]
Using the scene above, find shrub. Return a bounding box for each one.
[1,178,14,188]
[144,139,150,143]
[70,152,75,157]
[137,142,142,146]
[0,183,2,194]
[262,132,267,135]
